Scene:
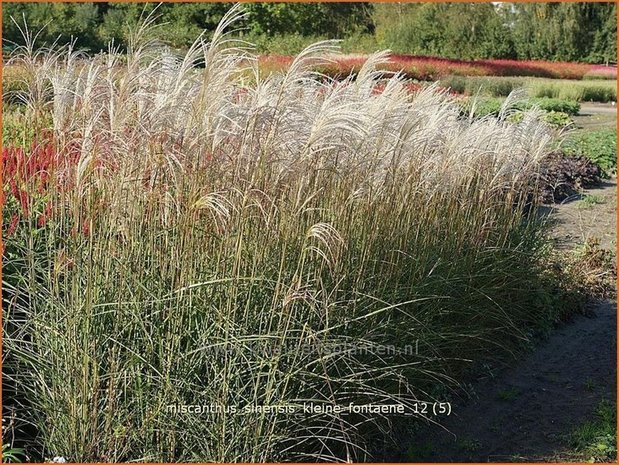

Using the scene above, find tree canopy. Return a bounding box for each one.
[3,2,615,63]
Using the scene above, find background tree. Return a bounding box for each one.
[374,3,515,59]
[2,2,616,63]
[244,3,372,37]
[4,3,101,50]
[510,2,616,63]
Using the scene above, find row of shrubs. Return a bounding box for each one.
[529,79,616,103]
[259,54,617,81]
[461,97,581,120]
[441,75,617,103]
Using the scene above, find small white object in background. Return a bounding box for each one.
[52,457,67,463]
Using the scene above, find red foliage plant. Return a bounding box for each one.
[3,136,80,236]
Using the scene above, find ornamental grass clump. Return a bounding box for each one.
[4,6,559,462]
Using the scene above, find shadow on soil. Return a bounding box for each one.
[391,299,616,462]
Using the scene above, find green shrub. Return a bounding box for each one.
[481,77,523,97]
[580,85,617,103]
[463,76,525,97]
[506,110,572,129]
[247,33,326,55]
[563,129,617,177]
[542,111,573,129]
[341,33,381,54]
[515,97,581,115]
[460,97,503,117]
[440,75,467,94]
[247,32,380,56]
[533,97,581,115]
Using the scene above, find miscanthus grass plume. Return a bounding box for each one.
[4,5,558,462]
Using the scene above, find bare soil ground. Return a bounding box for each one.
[547,177,616,252]
[399,299,615,462]
[574,103,617,131]
[396,108,617,462]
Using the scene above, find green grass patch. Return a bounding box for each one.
[577,194,605,209]
[568,400,616,463]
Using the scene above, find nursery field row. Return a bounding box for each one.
[259,54,617,81]
[440,76,617,103]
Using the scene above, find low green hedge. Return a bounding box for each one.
[514,97,581,116]
[441,76,616,103]
[460,97,581,118]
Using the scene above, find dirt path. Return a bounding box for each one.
[547,177,616,252]
[399,300,615,462]
[573,103,617,130]
[579,103,617,116]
